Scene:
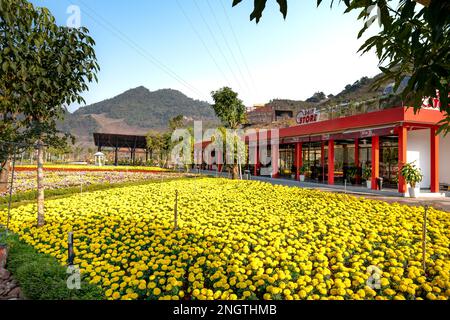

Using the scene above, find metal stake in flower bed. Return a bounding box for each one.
[174,190,179,230]
[67,232,75,266]
[422,205,428,274]
[6,145,17,233]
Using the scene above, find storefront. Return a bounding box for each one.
[248,106,449,195]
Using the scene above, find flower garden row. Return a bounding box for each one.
[1,178,449,300]
[15,165,168,173]
[0,170,181,197]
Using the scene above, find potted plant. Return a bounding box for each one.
[400,162,423,198]
[362,166,372,189]
[299,164,308,182]
[346,167,357,185]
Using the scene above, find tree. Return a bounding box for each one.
[232,0,450,133]
[211,87,247,179]
[146,130,165,166]
[168,115,185,131]
[0,0,99,226]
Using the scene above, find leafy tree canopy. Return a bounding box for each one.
[0,0,99,156]
[211,87,246,129]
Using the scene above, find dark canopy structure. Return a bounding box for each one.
[93,133,148,165]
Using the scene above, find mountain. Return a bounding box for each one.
[60,86,218,146]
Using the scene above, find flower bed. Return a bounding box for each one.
[15,165,168,173]
[1,178,449,300]
[1,170,178,197]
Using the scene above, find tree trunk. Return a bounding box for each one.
[232,164,239,180]
[0,160,10,194]
[37,142,45,227]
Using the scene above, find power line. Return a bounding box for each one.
[192,0,244,92]
[74,0,208,100]
[176,0,231,88]
[205,0,252,94]
[218,0,258,97]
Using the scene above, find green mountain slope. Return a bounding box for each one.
[60,86,218,146]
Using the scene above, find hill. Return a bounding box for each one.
[60,87,218,146]
[246,73,395,128]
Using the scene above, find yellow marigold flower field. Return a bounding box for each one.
[1,178,449,300]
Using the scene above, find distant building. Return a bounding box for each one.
[246,100,313,125]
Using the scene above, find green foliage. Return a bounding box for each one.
[0,0,99,160]
[5,232,103,300]
[232,0,287,23]
[299,164,309,174]
[169,114,185,131]
[233,0,450,133]
[400,161,423,188]
[362,166,372,181]
[211,87,246,129]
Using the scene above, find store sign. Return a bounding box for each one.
[296,108,320,125]
[360,130,373,138]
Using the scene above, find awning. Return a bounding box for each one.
[280,125,398,144]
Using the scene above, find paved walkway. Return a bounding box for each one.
[197,170,450,212]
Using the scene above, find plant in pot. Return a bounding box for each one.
[400,162,423,198]
[346,167,357,185]
[362,166,372,189]
[299,164,308,182]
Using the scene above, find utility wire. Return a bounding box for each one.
[176,0,231,88]
[218,0,258,97]
[205,0,252,94]
[192,0,244,92]
[75,0,208,100]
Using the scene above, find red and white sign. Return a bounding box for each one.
[296,108,320,125]
[421,89,446,110]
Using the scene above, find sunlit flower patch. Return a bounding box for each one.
[1,178,448,300]
[0,170,180,197]
[15,164,168,173]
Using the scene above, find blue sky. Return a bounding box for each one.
[31,0,381,111]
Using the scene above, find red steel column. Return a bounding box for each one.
[371,136,380,190]
[431,127,439,193]
[328,140,335,185]
[398,126,407,194]
[321,141,325,183]
[272,144,279,178]
[295,142,303,180]
[354,139,360,184]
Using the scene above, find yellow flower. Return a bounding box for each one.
[153,288,161,296]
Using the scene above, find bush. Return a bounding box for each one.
[5,233,103,300]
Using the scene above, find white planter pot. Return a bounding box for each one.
[366,181,371,189]
[300,175,305,182]
[408,187,420,198]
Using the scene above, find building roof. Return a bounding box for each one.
[93,133,147,150]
